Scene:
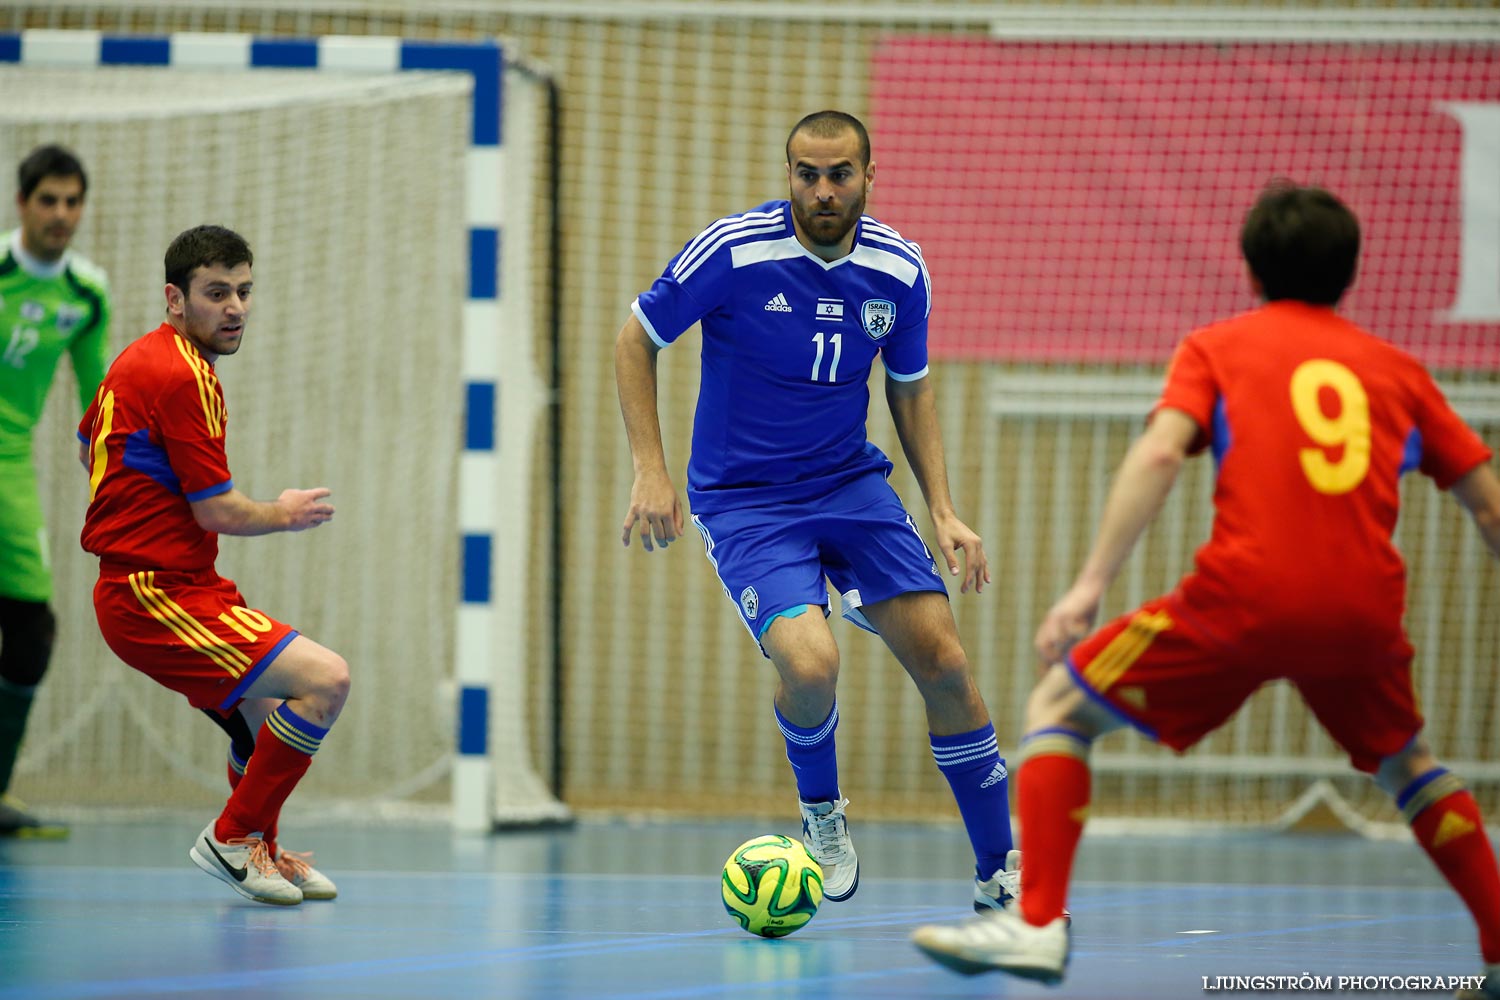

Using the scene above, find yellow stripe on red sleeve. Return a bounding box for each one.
[171,335,224,438]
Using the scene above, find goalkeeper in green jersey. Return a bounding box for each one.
[0,145,110,837]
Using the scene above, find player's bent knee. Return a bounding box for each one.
[1024,665,1101,733]
[0,600,56,688]
[770,641,839,693]
[780,662,838,701]
[276,645,351,725]
[311,652,351,714]
[906,645,971,693]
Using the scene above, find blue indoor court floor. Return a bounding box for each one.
[0,816,1486,1000]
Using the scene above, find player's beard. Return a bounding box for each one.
[791,189,865,250]
[183,308,245,358]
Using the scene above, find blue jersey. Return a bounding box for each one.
[632,200,932,515]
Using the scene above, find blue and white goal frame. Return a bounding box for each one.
[0,28,562,830]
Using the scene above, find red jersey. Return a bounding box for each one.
[1158,300,1491,649]
[79,322,232,572]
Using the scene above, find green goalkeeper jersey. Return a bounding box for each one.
[0,227,110,461]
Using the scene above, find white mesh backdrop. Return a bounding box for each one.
[5,4,1495,832]
[3,64,469,815]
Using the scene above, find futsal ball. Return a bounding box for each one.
[721,833,824,938]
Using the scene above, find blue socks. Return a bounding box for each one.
[776,701,840,803]
[932,722,1014,880]
[775,705,1015,880]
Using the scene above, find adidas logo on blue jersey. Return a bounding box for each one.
[764,292,792,313]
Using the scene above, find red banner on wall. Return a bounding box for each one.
[871,38,1500,367]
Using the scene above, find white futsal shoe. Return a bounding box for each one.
[799,797,859,901]
[973,848,1023,912]
[973,849,1070,923]
[911,906,1070,982]
[276,849,338,900]
[189,821,303,905]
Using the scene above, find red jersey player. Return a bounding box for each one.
[79,225,349,906]
[913,184,1500,999]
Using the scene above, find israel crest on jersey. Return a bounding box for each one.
[739,586,759,620]
[861,299,895,340]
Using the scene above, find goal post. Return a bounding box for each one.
[0,28,567,830]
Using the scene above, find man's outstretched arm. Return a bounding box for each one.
[1035,407,1198,665]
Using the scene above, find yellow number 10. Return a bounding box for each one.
[1289,359,1370,495]
[219,606,274,642]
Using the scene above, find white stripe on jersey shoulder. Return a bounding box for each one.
[862,225,926,265]
[848,244,921,288]
[730,236,806,270]
[676,222,788,284]
[860,218,931,315]
[671,209,788,283]
[862,218,924,258]
[676,208,784,271]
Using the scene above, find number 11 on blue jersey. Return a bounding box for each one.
[811,331,842,382]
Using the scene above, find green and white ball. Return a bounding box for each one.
[721,833,824,938]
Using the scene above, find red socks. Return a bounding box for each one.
[226,756,279,856]
[215,703,326,844]
[1404,772,1500,963]
[1016,729,1093,926]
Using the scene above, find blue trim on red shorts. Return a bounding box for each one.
[219,630,299,709]
[1022,725,1095,746]
[1064,657,1159,741]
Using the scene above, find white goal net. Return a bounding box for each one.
[4,63,473,817]
[5,5,1498,835]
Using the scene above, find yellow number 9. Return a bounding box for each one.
[1289,359,1370,495]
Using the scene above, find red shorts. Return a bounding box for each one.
[94,566,298,711]
[1068,594,1420,774]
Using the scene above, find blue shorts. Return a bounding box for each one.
[691,471,947,652]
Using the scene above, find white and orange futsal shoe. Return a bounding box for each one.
[189,821,302,905]
[275,849,338,900]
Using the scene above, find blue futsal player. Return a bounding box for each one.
[615,110,1020,908]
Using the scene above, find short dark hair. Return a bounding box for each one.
[786,110,871,169]
[1240,182,1360,306]
[18,144,88,201]
[165,225,254,295]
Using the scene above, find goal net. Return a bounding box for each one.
[6,5,1497,834]
[4,62,475,817]
[866,29,1500,829]
[526,12,1500,832]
